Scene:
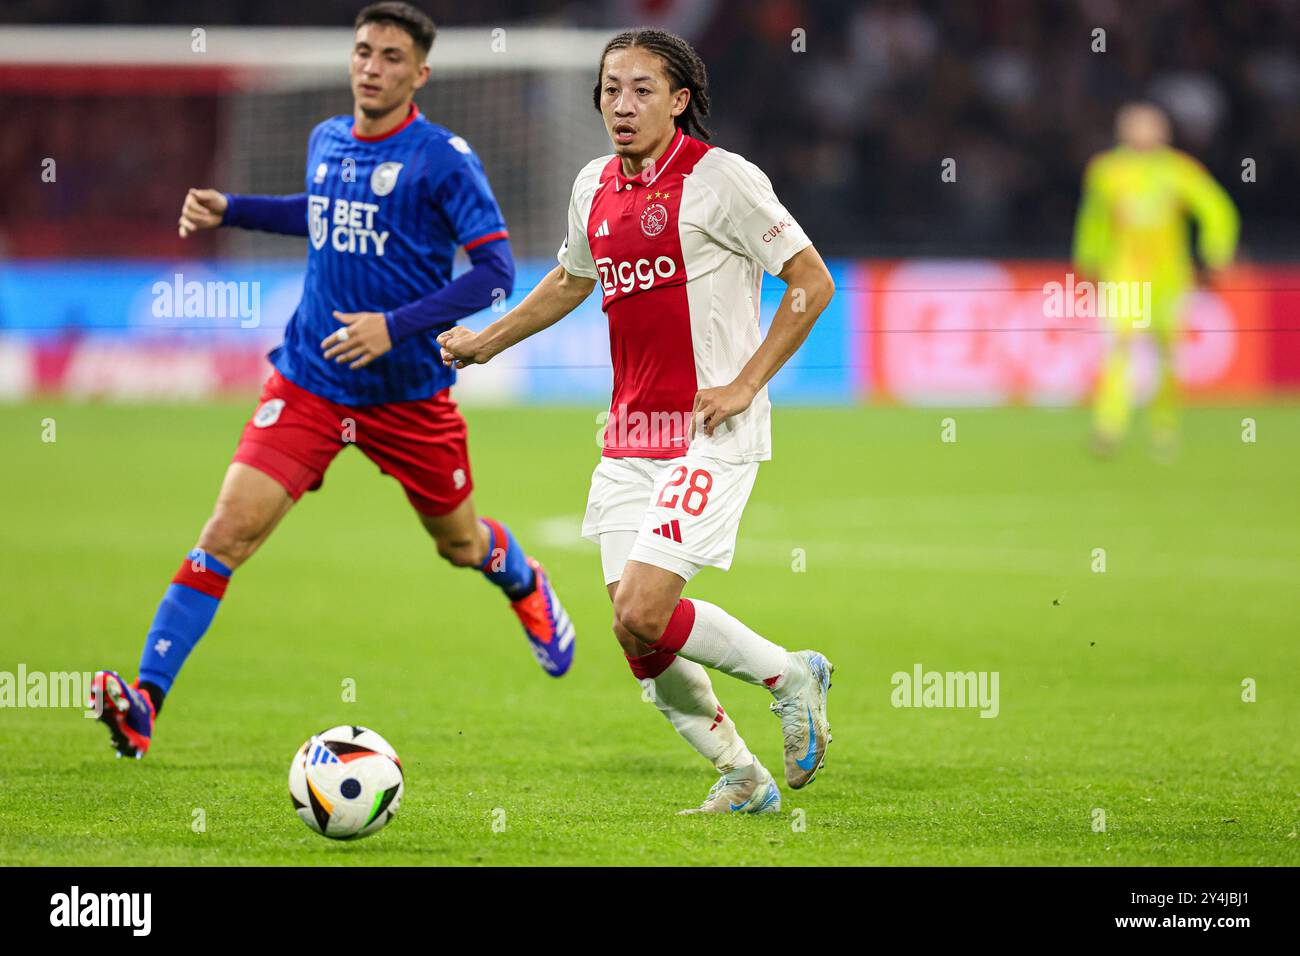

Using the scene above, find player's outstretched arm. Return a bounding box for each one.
[437,265,595,368]
[180,189,310,239]
[692,245,835,438]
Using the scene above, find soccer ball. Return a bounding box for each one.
[288,725,404,840]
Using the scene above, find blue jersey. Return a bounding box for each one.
[271,106,508,406]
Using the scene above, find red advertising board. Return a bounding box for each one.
[864,261,1286,404]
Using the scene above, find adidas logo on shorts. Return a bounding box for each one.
[651,519,683,543]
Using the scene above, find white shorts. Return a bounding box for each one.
[581,454,760,585]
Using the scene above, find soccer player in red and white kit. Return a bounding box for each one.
[88,4,575,760]
[439,29,836,813]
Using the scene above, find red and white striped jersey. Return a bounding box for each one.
[557,128,811,463]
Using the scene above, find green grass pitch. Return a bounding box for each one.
[1,400,1297,866]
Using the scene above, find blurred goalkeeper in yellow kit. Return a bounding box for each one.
[1072,102,1239,457]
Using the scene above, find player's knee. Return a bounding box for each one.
[611,616,645,657]
[612,592,672,646]
[197,505,268,569]
[435,533,484,568]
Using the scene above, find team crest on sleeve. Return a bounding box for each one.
[640,203,669,238]
[253,399,285,428]
[447,136,472,154]
[370,162,405,197]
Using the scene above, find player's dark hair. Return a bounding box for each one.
[354,2,437,60]
[593,29,712,140]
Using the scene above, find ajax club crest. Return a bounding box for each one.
[370,161,404,197]
[640,202,669,238]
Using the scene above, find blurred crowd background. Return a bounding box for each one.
[2,0,1297,405]
[3,0,1298,260]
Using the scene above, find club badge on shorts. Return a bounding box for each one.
[253,398,285,428]
[370,162,404,197]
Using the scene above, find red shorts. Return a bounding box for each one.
[233,370,473,516]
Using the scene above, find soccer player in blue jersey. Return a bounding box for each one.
[90,2,575,759]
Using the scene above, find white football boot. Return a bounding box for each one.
[678,759,782,815]
[769,650,834,788]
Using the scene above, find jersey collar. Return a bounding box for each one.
[352,102,420,143]
[611,127,687,190]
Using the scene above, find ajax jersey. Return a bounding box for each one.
[557,128,811,463]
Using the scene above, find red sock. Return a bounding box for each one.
[624,600,696,678]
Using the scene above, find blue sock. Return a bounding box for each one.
[478,518,536,600]
[138,549,233,695]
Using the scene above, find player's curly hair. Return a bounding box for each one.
[593,29,712,141]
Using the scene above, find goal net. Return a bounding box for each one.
[0,25,616,261]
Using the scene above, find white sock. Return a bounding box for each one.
[648,656,753,773]
[675,599,790,688]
